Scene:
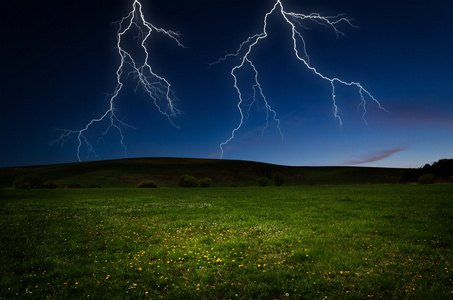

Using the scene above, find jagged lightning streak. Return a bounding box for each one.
[51,0,184,161]
[214,0,387,158]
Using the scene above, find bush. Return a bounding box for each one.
[179,175,198,187]
[43,182,57,189]
[88,184,102,188]
[418,173,436,184]
[136,181,158,188]
[14,175,43,189]
[66,183,82,189]
[258,177,270,187]
[198,177,212,188]
[273,172,285,187]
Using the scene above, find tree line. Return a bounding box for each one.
[400,158,453,183]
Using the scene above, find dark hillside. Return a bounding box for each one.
[0,157,406,188]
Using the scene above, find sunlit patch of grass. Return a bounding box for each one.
[1,184,452,298]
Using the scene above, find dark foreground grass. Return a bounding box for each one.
[1,184,452,299]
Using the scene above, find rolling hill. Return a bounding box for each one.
[0,157,407,188]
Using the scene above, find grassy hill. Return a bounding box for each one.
[0,157,406,188]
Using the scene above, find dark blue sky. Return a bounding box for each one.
[1,0,452,168]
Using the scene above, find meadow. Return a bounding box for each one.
[1,184,452,299]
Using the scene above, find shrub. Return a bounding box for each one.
[66,183,82,189]
[258,177,270,187]
[14,175,43,189]
[43,182,57,189]
[136,181,158,188]
[273,172,285,187]
[198,177,212,188]
[179,175,198,187]
[418,173,436,184]
[88,184,102,188]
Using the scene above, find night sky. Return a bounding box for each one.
[1,0,452,168]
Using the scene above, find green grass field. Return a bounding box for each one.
[1,184,452,299]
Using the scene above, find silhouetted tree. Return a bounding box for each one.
[401,158,453,182]
[431,159,453,180]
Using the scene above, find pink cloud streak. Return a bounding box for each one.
[343,147,408,165]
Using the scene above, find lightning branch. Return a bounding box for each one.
[51,0,184,161]
[213,0,387,158]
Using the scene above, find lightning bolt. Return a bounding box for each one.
[213,0,387,158]
[51,0,184,162]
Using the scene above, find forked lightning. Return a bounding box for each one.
[214,0,387,158]
[52,0,184,161]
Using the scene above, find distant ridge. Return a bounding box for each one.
[0,157,407,188]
